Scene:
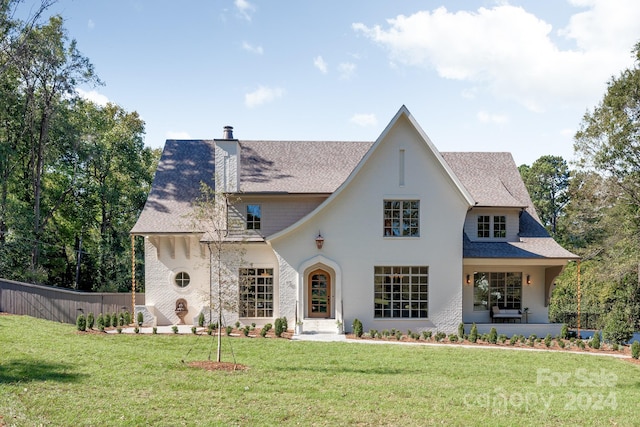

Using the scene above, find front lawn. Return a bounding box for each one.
[1,315,639,426]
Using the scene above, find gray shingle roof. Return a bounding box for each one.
[240,140,372,193]
[130,139,578,260]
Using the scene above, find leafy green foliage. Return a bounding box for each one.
[603,306,634,344]
[469,323,478,343]
[590,331,600,349]
[458,322,465,339]
[488,328,497,344]
[75,314,86,331]
[86,312,94,330]
[352,318,363,337]
[274,318,285,337]
[632,341,640,359]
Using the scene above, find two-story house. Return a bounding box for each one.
[130,106,578,335]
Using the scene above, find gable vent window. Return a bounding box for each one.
[174,272,190,288]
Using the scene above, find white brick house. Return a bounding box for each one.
[131,106,577,334]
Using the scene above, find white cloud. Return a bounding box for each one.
[242,41,263,55]
[76,88,109,106]
[245,86,284,108]
[166,131,192,140]
[477,110,508,124]
[235,0,256,21]
[353,1,640,112]
[350,113,378,127]
[314,55,328,74]
[338,62,356,80]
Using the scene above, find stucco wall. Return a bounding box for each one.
[270,114,469,333]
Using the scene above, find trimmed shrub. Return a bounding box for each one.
[544,333,552,348]
[124,311,131,325]
[118,313,125,327]
[198,312,205,327]
[590,331,601,349]
[152,327,158,334]
[469,323,478,343]
[137,311,144,326]
[225,325,233,336]
[96,313,105,331]
[498,334,507,344]
[134,327,140,334]
[110,313,118,328]
[458,322,465,339]
[274,318,285,337]
[352,318,363,338]
[422,330,432,340]
[488,328,498,344]
[87,312,95,330]
[76,314,86,331]
[509,335,518,346]
[235,321,241,329]
[282,317,288,331]
[560,323,569,340]
[395,331,403,340]
[558,339,565,349]
[243,325,250,337]
[191,326,197,334]
[448,334,458,343]
[435,331,446,342]
[632,341,640,359]
[576,339,585,349]
[612,342,619,351]
[369,329,378,338]
[171,325,178,334]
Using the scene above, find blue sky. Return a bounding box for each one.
[27,0,640,165]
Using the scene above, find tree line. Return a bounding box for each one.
[0,1,159,291]
[520,42,640,337]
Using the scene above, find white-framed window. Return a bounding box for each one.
[383,200,419,237]
[473,272,522,311]
[477,215,490,238]
[246,205,261,230]
[493,215,506,238]
[374,266,428,318]
[477,215,506,238]
[174,271,190,288]
[239,268,273,317]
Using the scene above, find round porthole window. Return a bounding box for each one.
[175,272,190,288]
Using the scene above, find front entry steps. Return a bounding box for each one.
[298,318,342,334]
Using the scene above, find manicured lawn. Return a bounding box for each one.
[1,315,639,426]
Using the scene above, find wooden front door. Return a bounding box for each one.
[308,269,331,318]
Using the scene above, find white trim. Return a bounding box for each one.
[298,254,342,323]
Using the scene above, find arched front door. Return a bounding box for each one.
[308,269,331,318]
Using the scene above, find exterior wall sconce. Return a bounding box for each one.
[526,274,531,285]
[466,274,471,285]
[315,233,324,250]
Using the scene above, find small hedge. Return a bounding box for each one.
[352,318,363,338]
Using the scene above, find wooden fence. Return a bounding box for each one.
[0,278,144,324]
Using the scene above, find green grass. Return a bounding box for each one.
[1,316,640,426]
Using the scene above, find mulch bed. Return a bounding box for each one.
[187,361,248,371]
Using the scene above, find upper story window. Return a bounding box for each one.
[384,200,419,237]
[493,215,506,238]
[477,215,506,239]
[246,205,261,230]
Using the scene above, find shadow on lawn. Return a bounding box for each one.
[0,360,85,384]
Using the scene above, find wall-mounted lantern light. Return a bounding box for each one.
[466,274,471,285]
[315,233,324,250]
[526,274,531,285]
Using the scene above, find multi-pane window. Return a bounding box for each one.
[174,272,190,288]
[477,216,490,238]
[493,215,506,238]
[239,268,273,317]
[473,272,521,311]
[246,205,261,230]
[477,215,506,238]
[383,200,419,237]
[374,266,428,318]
